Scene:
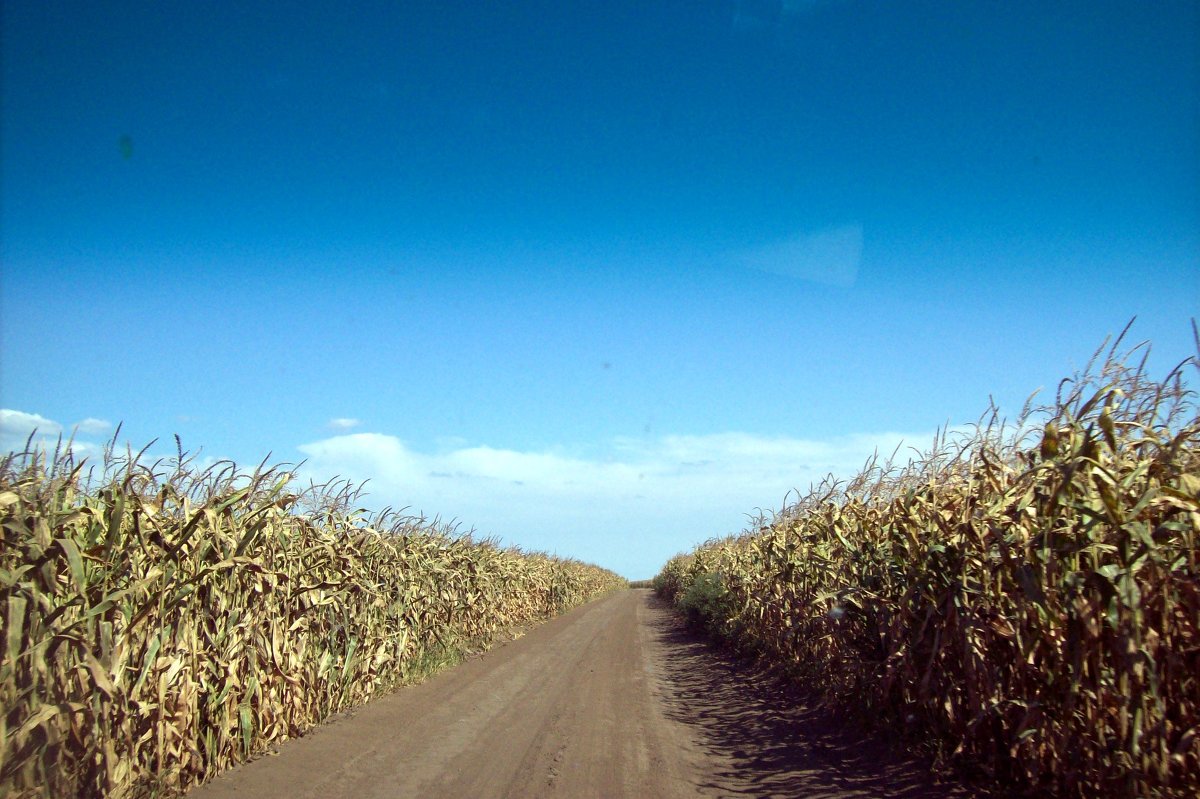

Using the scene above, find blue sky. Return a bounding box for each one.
[2,1,1197,578]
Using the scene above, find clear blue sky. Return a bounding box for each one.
[2,1,1197,578]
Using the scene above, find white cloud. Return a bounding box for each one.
[734,224,863,287]
[0,409,107,459]
[74,417,112,435]
[327,417,362,431]
[0,409,235,480]
[0,409,63,438]
[296,428,933,579]
[1,409,69,456]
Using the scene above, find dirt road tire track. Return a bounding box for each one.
[189,590,972,798]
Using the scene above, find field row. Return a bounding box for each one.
[655,338,1199,798]
[1,446,625,798]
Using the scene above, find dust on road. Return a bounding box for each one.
[189,589,970,799]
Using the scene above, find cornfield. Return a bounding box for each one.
[655,331,1199,797]
[0,441,625,798]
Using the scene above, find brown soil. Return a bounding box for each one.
[188,589,975,799]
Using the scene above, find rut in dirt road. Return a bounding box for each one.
[189,589,972,799]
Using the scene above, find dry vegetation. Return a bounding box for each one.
[0,442,625,798]
[655,329,1199,798]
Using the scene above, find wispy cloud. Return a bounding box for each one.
[327,417,362,432]
[0,406,934,578]
[74,417,113,435]
[732,0,843,35]
[733,224,863,287]
[0,409,247,481]
[0,408,103,458]
[297,427,932,578]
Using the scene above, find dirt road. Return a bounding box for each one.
[190,589,970,799]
